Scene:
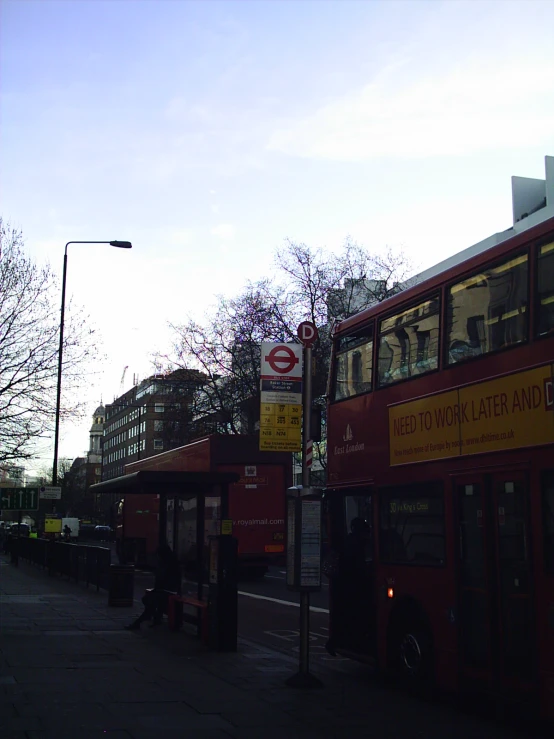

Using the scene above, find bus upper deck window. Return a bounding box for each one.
[377,296,440,387]
[447,252,528,365]
[333,325,373,401]
[537,241,554,337]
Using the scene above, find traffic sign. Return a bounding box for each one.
[39,486,62,500]
[297,321,318,348]
[0,488,39,511]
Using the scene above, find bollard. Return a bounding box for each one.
[108,563,135,607]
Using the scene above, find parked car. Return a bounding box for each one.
[95,525,112,541]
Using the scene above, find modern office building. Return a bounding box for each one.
[102,370,204,481]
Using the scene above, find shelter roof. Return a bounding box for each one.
[90,469,239,496]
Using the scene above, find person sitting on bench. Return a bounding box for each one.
[125,543,181,630]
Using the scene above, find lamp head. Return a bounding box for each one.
[110,240,132,249]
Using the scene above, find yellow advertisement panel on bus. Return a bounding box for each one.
[389,364,554,466]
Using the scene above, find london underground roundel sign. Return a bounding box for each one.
[261,342,303,379]
[265,345,300,374]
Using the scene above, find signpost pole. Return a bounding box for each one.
[299,342,312,677]
[286,320,322,689]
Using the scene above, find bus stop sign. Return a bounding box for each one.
[297,321,318,348]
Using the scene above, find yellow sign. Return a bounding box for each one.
[390,499,430,514]
[389,364,554,466]
[259,402,302,452]
[44,517,62,533]
[221,519,233,535]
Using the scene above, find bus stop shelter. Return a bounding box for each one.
[90,469,240,600]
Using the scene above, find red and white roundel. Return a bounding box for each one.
[261,342,302,379]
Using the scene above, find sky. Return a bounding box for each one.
[1,0,554,473]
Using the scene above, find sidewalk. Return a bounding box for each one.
[0,555,528,739]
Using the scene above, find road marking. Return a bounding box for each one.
[238,590,329,614]
[264,629,298,642]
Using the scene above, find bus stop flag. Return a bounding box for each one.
[259,342,302,452]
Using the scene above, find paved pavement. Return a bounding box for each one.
[0,554,541,739]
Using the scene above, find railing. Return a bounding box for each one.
[14,537,111,590]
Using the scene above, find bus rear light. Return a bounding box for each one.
[387,587,395,599]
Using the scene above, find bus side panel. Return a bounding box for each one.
[218,464,286,569]
[377,562,459,692]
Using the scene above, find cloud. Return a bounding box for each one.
[267,56,554,161]
[166,228,193,247]
[211,223,235,240]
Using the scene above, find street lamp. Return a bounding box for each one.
[52,240,132,487]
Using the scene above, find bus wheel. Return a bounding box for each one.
[392,620,433,687]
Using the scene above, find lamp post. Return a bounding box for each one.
[52,240,132,487]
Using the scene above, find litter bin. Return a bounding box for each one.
[108,563,135,607]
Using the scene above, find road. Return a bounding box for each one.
[236,566,339,671]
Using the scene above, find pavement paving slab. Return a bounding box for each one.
[1,554,547,739]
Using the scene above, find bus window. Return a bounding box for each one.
[345,495,373,561]
[447,252,528,365]
[379,485,445,566]
[543,472,554,574]
[333,325,373,401]
[536,241,554,337]
[377,296,439,387]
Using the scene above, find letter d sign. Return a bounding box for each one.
[297,321,318,348]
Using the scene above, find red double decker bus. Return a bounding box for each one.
[325,214,554,719]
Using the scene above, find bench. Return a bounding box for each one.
[167,593,209,644]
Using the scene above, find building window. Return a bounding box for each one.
[154,439,164,450]
[155,404,164,413]
[154,420,164,432]
[377,296,440,387]
[447,252,528,365]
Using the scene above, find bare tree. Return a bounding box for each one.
[272,238,411,474]
[157,280,292,435]
[0,220,99,467]
[156,238,412,464]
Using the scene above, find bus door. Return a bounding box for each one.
[456,470,535,697]
[327,491,375,656]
